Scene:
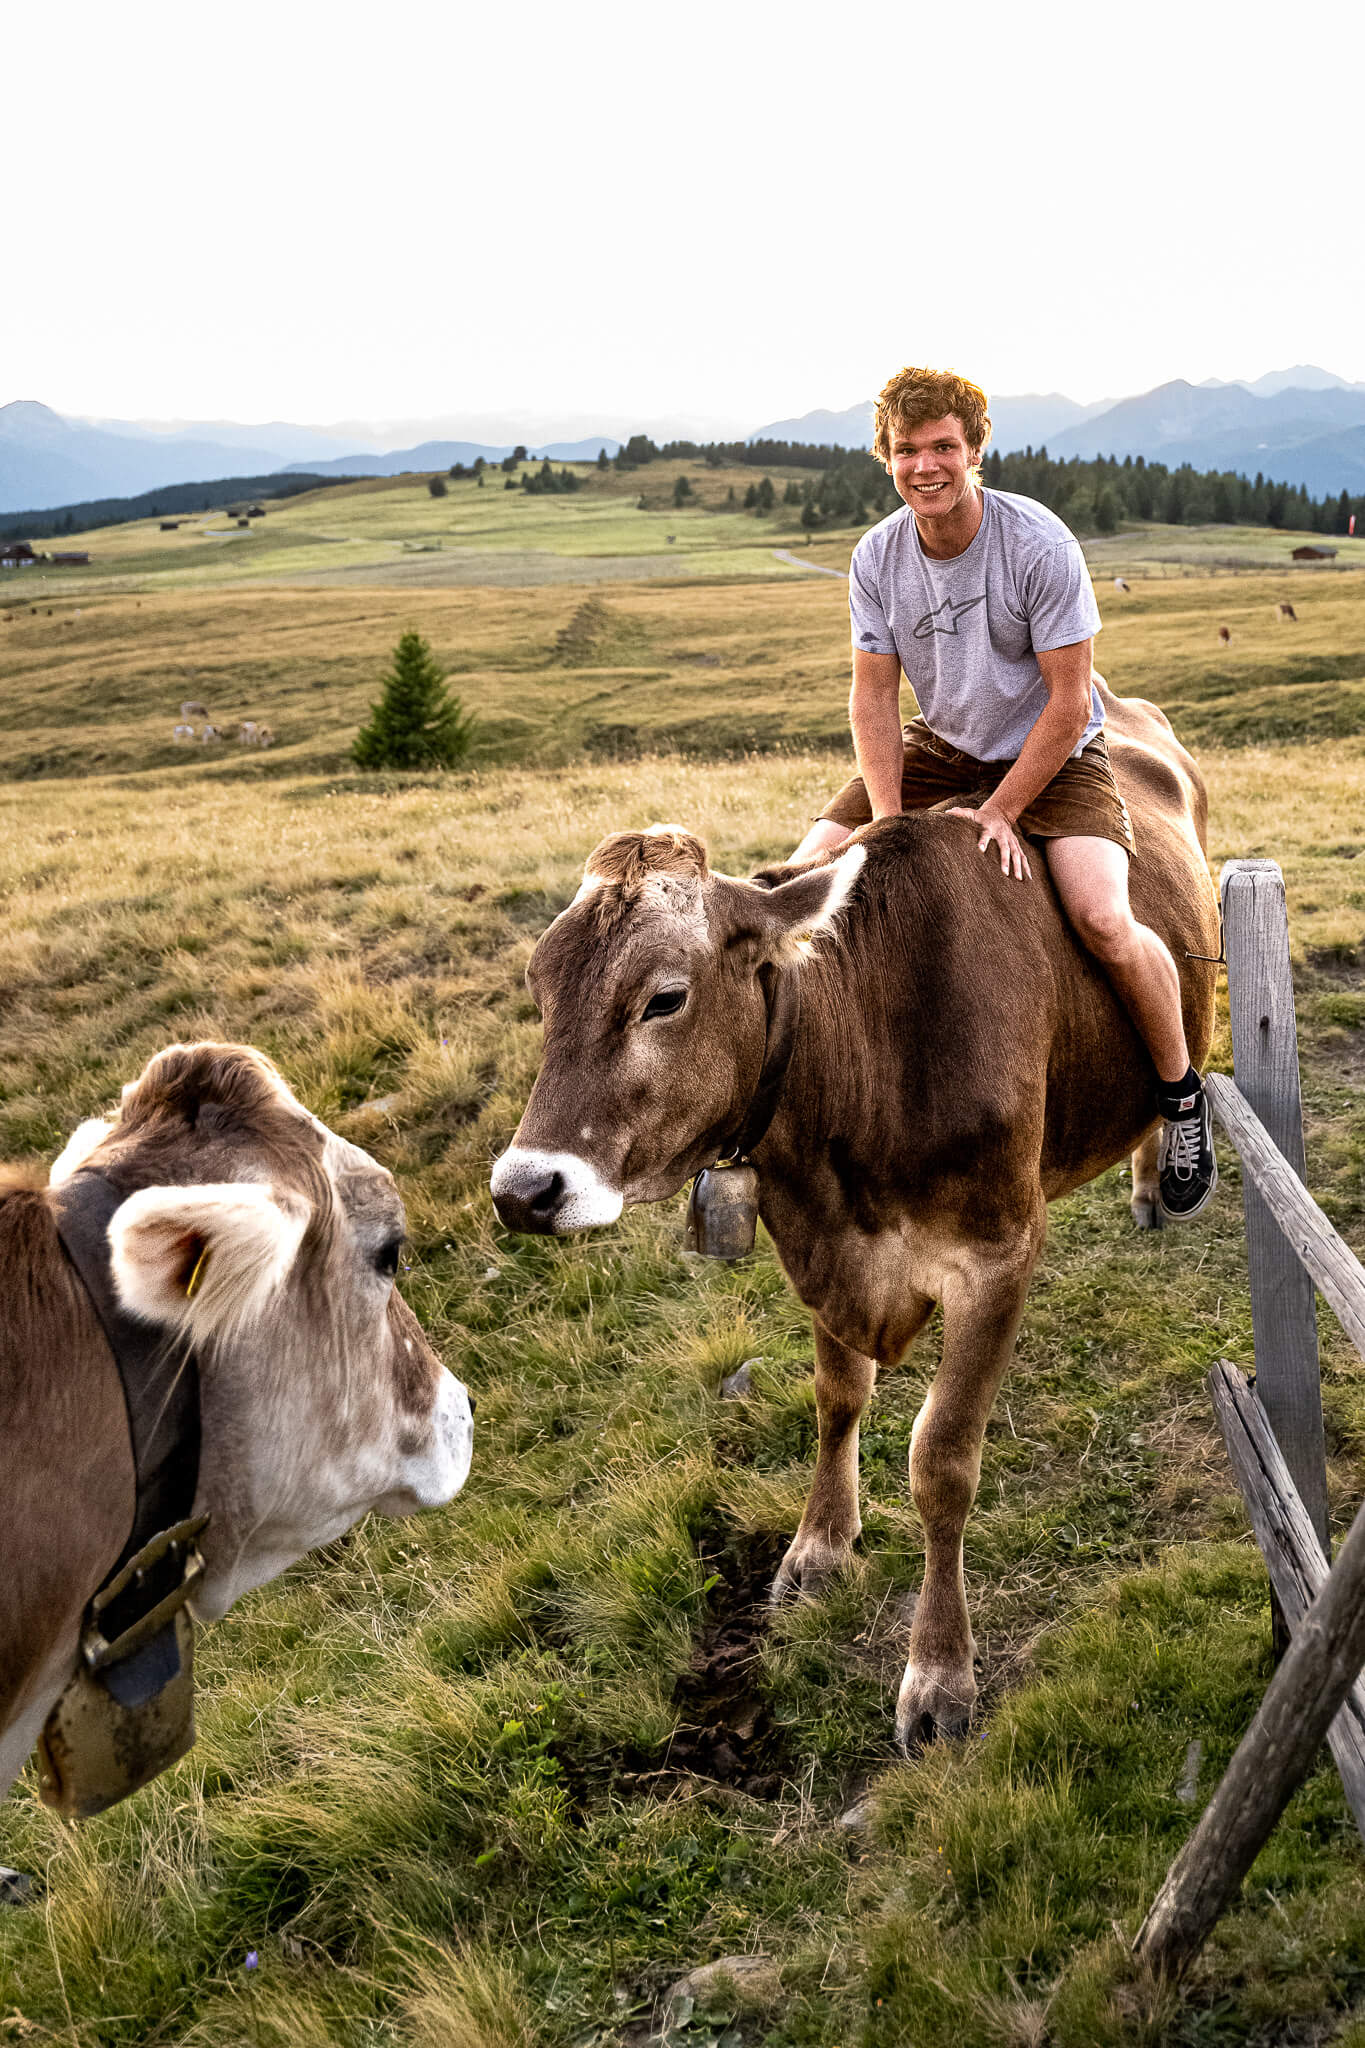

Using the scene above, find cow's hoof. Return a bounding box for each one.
[1131,1195,1163,1231]
[769,1529,855,1608]
[894,1661,977,1752]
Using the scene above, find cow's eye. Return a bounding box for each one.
[375,1236,405,1278]
[641,987,687,1022]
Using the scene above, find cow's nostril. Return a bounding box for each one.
[526,1171,564,1218]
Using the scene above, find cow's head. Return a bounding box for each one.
[50,1043,473,1619]
[491,826,864,1233]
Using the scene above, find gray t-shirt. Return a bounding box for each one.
[848,488,1103,761]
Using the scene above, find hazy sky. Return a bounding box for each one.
[10,0,1365,432]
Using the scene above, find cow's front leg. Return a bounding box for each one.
[896,1242,1037,1749]
[771,1323,875,1604]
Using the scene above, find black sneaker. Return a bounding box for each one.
[1157,1087,1218,1221]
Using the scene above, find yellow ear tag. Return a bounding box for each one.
[185,1245,211,1300]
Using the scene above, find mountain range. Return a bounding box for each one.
[748,369,1365,497]
[5,368,1365,517]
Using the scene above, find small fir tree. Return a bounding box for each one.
[352,630,475,770]
[672,475,692,507]
[428,475,448,497]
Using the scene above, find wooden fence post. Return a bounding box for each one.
[1219,860,1328,1552]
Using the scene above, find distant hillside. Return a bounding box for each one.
[284,435,621,478]
[0,403,621,513]
[0,402,301,514]
[1047,377,1365,491]
[0,471,347,542]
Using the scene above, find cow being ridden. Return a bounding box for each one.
[492,690,1218,1749]
[1,1042,474,1810]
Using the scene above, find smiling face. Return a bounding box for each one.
[887,413,982,529]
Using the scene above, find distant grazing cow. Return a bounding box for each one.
[238,721,259,745]
[172,724,195,743]
[180,701,209,721]
[255,724,276,748]
[493,686,1219,1749]
[1277,602,1298,622]
[1113,577,1130,592]
[200,724,224,743]
[1218,626,1232,645]
[0,1041,474,1808]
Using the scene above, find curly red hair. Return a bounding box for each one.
[872,367,992,468]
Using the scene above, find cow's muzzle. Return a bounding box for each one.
[490,1146,624,1234]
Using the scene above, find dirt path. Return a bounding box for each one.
[772,548,846,578]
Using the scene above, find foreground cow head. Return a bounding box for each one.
[50,1042,474,1620]
[491,826,864,1232]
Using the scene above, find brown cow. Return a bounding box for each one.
[1,1042,474,1804]
[1218,626,1232,646]
[1276,602,1298,622]
[491,689,1218,1748]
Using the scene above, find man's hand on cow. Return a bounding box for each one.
[946,802,1033,881]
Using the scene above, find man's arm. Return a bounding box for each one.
[850,648,907,819]
[948,637,1094,879]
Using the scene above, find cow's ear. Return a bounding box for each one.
[718,843,866,960]
[50,1118,115,1187]
[108,1183,310,1339]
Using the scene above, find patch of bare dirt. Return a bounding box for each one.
[619,1527,794,1802]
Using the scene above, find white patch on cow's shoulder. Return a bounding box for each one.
[490,1147,624,1230]
[49,1118,114,1187]
[109,1181,309,1338]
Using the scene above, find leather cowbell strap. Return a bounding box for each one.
[50,1170,202,1579]
[717,959,802,1166]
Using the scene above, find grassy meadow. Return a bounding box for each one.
[3,481,1365,2046]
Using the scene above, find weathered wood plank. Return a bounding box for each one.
[1206,1076,1365,1362]
[1134,1478,1365,1978]
[1219,860,1327,1546]
[1208,1361,1365,1842]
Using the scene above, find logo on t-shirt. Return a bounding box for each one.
[913,593,986,640]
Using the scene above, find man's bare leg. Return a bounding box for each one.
[1046,833,1216,1220]
[1044,835,1187,1079]
[790,816,853,863]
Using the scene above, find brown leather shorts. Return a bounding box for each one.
[818,716,1136,856]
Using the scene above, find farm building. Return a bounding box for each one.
[1291,544,1339,561]
[160,520,181,531]
[0,542,37,569]
[51,551,90,565]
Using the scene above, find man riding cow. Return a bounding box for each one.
[789,366,1215,1223]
